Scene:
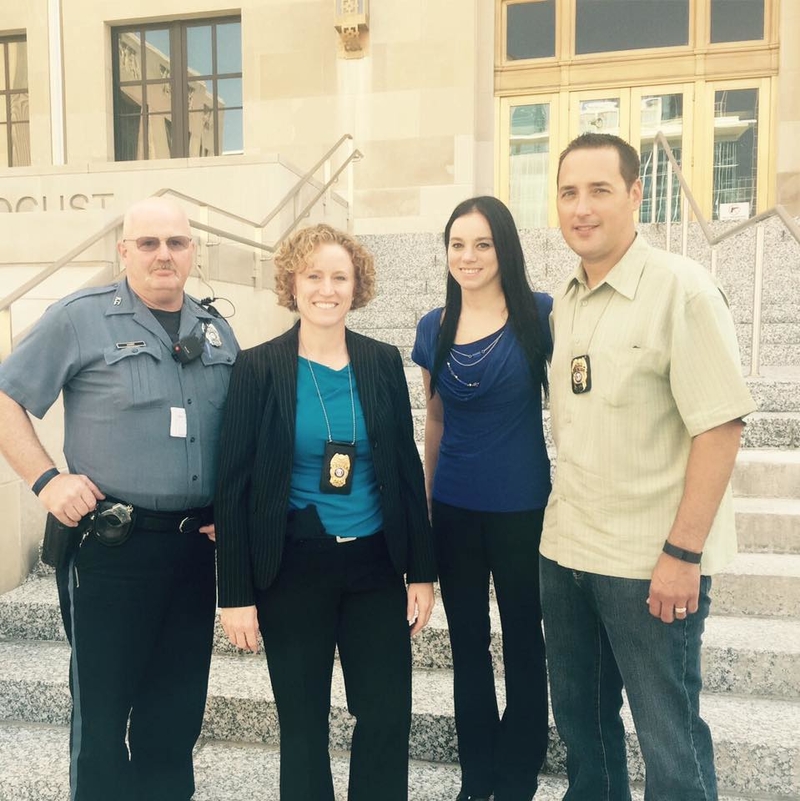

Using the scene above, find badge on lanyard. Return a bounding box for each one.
[320,441,356,494]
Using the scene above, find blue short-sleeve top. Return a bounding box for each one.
[411,292,553,513]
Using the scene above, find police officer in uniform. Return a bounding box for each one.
[0,196,239,801]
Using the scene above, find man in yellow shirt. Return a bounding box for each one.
[541,132,756,799]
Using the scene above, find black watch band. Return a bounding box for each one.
[662,540,702,564]
[32,467,60,496]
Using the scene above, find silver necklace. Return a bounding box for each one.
[446,326,506,388]
[302,352,356,445]
[449,328,505,366]
[446,360,480,387]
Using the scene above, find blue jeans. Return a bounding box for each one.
[539,556,717,801]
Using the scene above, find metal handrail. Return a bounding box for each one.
[0,136,362,327]
[0,215,124,311]
[154,134,360,229]
[653,132,800,247]
[274,155,360,244]
[651,131,800,376]
[260,134,359,228]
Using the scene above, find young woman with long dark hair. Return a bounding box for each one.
[412,196,552,801]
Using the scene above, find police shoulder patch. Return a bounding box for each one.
[60,283,120,309]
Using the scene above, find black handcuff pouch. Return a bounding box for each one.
[92,501,136,547]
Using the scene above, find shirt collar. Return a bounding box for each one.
[105,279,189,316]
[561,233,650,301]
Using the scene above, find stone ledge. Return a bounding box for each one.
[733,497,800,552]
[714,553,800,617]
[734,449,800,498]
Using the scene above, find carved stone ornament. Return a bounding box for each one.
[334,0,369,58]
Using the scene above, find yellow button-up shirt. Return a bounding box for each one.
[541,235,757,579]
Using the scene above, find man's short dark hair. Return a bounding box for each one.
[557,133,641,190]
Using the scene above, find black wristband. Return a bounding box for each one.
[31,468,60,496]
[662,539,702,564]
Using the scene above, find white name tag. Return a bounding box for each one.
[170,407,187,438]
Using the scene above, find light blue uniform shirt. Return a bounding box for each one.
[0,279,238,511]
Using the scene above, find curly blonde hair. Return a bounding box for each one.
[273,224,376,312]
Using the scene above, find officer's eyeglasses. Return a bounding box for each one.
[123,236,193,252]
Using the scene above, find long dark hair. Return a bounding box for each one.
[429,196,549,399]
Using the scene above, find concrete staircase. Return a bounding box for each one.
[1,222,799,799]
[0,445,798,800]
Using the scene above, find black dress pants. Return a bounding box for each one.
[56,526,216,801]
[256,533,412,801]
[432,501,548,801]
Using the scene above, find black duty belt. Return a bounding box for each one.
[134,505,213,534]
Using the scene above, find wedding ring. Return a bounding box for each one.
[675,607,688,614]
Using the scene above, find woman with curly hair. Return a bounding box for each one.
[215,223,436,801]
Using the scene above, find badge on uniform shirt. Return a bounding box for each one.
[204,322,222,347]
[113,296,122,306]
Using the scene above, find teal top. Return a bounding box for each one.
[290,357,383,538]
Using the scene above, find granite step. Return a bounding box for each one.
[414,603,800,700]
[732,449,800,499]
[739,412,800,449]
[713,553,800,617]
[740,341,800,370]
[0,720,767,801]
[3,577,799,700]
[420,551,800,619]
[0,640,798,798]
[744,367,800,406]
[733,497,800,553]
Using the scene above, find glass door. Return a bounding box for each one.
[570,89,629,138]
[570,87,692,222]
[498,93,560,228]
[631,85,694,223]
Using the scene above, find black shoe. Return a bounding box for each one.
[455,794,492,801]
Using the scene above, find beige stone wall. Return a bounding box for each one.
[3,0,494,234]
[2,1,52,168]
[777,0,800,212]
[239,0,494,233]
[0,400,64,595]
[2,0,799,227]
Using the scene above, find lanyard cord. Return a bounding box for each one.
[302,353,356,445]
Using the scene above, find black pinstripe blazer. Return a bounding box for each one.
[215,322,437,608]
